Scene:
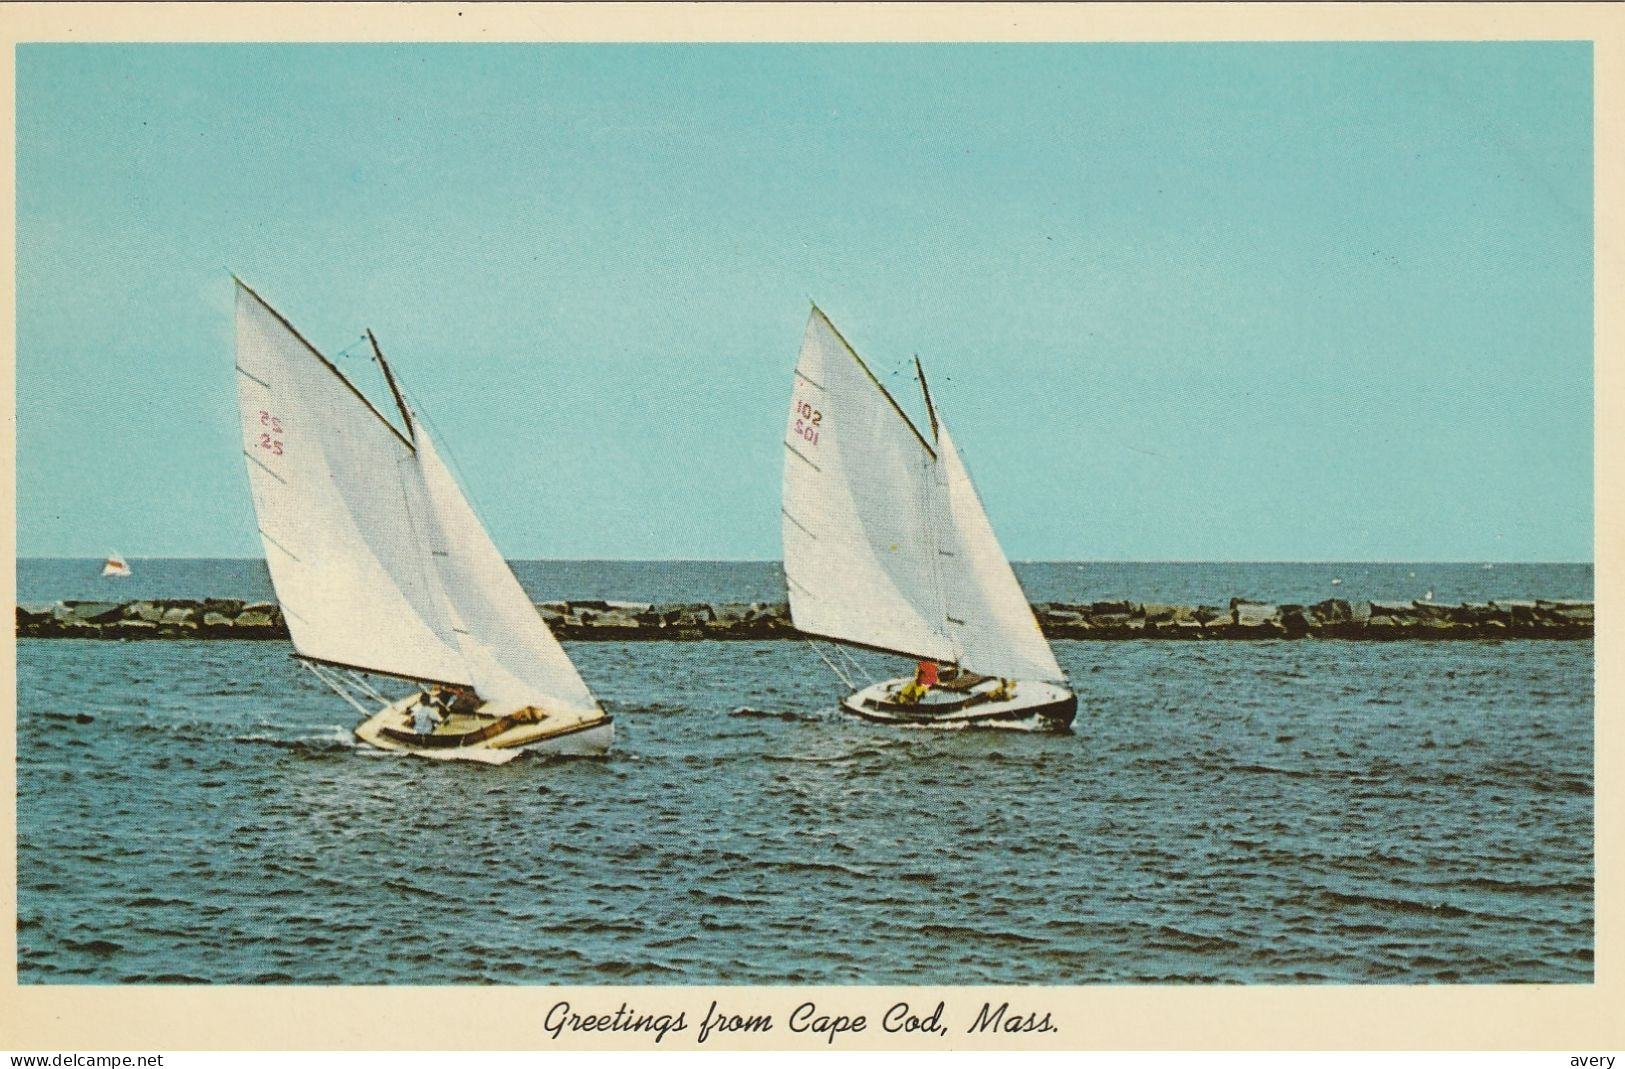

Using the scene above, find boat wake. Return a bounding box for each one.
[233,728,359,754]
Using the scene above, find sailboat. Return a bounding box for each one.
[101,554,132,578]
[233,278,613,763]
[780,306,1076,731]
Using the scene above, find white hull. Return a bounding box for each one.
[353,692,614,765]
[843,675,1076,732]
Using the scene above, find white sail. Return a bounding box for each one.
[930,420,1066,684]
[410,422,601,714]
[782,307,1067,685]
[781,309,956,663]
[233,281,472,685]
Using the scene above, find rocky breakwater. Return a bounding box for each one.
[16,599,288,639]
[16,596,1594,641]
[1032,597,1593,640]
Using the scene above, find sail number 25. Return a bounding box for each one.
[792,399,822,447]
[256,410,284,456]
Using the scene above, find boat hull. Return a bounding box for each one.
[353,693,614,765]
[842,676,1076,732]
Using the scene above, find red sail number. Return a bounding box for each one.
[257,410,284,455]
[793,399,822,447]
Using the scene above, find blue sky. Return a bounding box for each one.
[16,43,1593,561]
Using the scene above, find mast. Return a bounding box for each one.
[369,329,417,443]
[915,355,940,443]
[913,353,959,663]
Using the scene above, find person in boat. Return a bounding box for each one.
[443,686,478,716]
[936,666,990,693]
[896,661,939,705]
[411,692,445,736]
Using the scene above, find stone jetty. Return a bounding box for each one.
[15,597,1594,641]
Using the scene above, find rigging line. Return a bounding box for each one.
[301,660,374,719]
[334,334,370,360]
[343,669,389,704]
[830,640,874,686]
[806,636,853,691]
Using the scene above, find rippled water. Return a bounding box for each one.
[17,629,1592,985]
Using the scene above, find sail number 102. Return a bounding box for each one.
[792,399,822,447]
[257,410,284,456]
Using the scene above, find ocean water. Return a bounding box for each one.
[14,561,1594,985]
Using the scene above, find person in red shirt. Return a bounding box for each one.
[897,661,939,704]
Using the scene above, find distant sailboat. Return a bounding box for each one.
[233,278,612,763]
[101,554,132,578]
[780,306,1076,730]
